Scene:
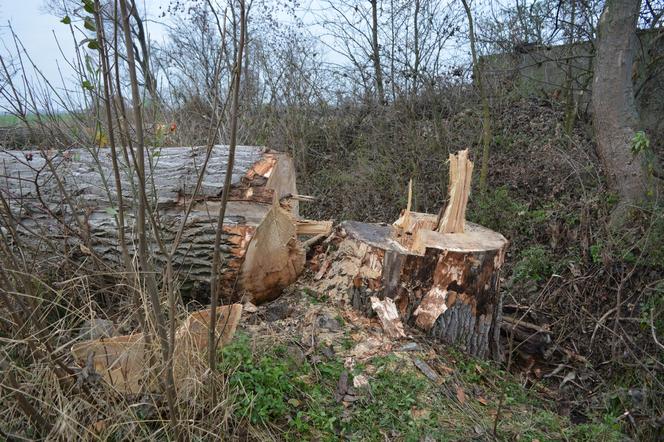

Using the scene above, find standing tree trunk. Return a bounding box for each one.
[592,0,648,211]
[563,0,577,136]
[370,0,385,104]
[461,0,492,194]
[412,0,421,98]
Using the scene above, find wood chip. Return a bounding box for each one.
[314,259,332,280]
[369,296,406,339]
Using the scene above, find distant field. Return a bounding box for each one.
[0,114,23,126]
[0,113,74,127]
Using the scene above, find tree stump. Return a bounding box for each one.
[314,150,508,359]
[333,214,507,359]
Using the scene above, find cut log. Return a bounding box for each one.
[0,145,304,303]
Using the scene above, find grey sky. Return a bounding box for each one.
[1,0,469,106]
[0,0,170,89]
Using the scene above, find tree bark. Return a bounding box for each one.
[0,146,302,302]
[461,0,492,194]
[592,0,648,209]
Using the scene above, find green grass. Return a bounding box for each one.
[0,113,76,127]
[218,333,624,441]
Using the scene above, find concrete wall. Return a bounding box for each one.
[481,29,664,144]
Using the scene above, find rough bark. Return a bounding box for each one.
[592,0,648,207]
[318,216,507,359]
[0,145,302,302]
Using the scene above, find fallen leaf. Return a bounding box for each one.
[456,385,466,404]
[88,419,108,433]
[334,370,349,402]
[477,396,489,406]
[410,407,430,419]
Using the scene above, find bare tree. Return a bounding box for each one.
[370,0,386,103]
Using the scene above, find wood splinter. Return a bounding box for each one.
[437,149,474,234]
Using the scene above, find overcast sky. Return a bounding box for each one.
[0,0,172,88]
[1,0,467,112]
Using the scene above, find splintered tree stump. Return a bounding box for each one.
[331,213,507,359]
[0,145,304,303]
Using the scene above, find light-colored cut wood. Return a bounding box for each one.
[239,204,305,304]
[295,219,334,236]
[318,220,508,359]
[438,149,474,234]
[370,296,407,338]
[70,304,243,395]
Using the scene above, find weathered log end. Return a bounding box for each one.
[327,214,507,359]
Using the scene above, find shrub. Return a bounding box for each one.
[513,245,554,283]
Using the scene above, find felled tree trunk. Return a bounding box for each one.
[0,145,304,303]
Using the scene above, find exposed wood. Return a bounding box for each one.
[0,146,303,302]
[302,233,327,250]
[70,304,242,395]
[239,203,305,304]
[318,218,508,359]
[312,149,506,358]
[296,219,334,236]
[370,296,407,338]
[437,149,473,233]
